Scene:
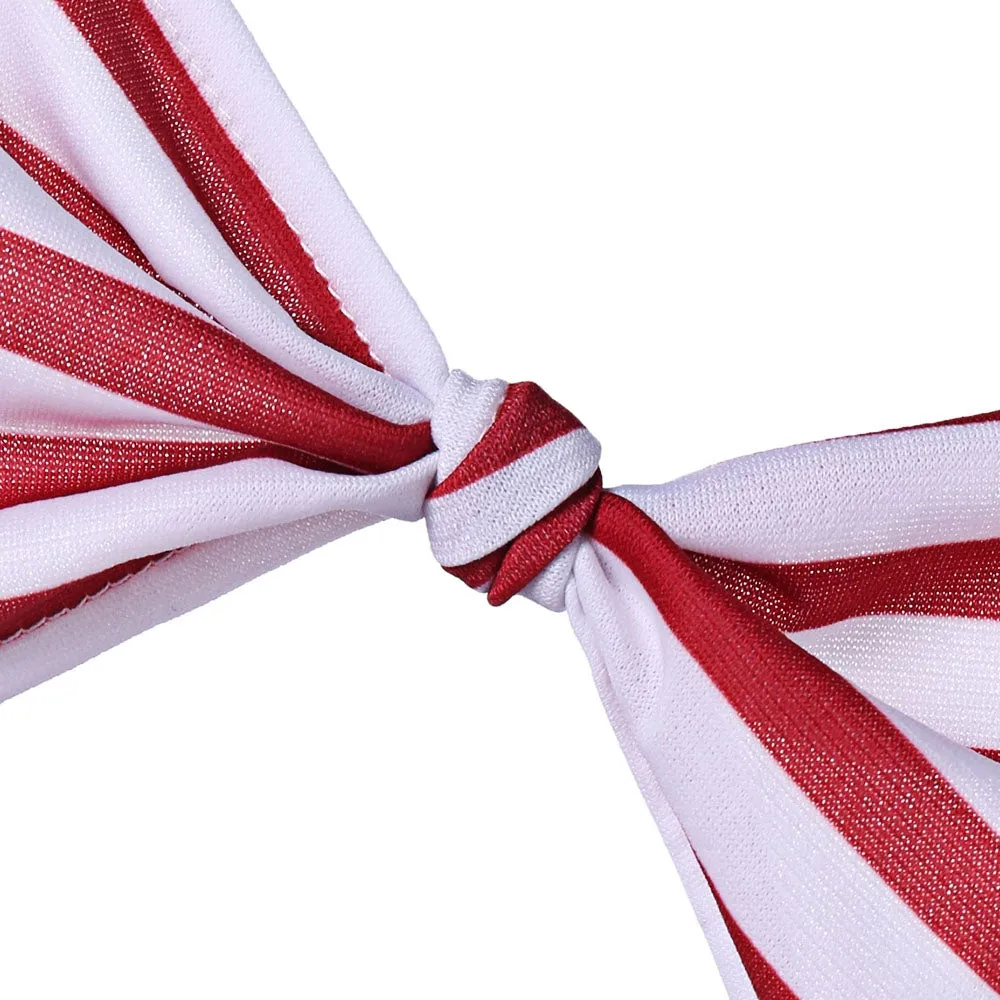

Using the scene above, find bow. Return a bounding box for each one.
[3,3,1000,998]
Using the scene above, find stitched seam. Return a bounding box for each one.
[0,550,179,648]
[145,0,381,367]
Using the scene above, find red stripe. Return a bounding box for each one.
[0,553,169,643]
[429,383,583,497]
[0,433,338,510]
[0,228,431,473]
[55,0,379,369]
[590,492,1000,989]
[443,550,503,592]
[690,537,1000,633]
[701,870,799,1000]
[976,748,1000,764]
[0,119,154,274]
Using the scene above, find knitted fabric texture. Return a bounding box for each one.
[3,4,1000,999]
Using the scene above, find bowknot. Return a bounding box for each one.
[424,371,602,609]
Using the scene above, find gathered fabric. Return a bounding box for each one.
[3,3,1000,998]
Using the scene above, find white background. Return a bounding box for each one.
[3,2,1000,997]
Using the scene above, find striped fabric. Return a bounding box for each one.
[2,3,1000,998]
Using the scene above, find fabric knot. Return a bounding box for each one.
[424,370,602,609]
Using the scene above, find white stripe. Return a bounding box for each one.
[877,701,1000,839]
[792,614,1000,750]
[0,349,202,431]
[0,416,250,445]
[430,371,507,482]
[616,419,1000,562]
[0,1,431,424]
[568,539,999,1000]
[424,428,601,566]
[567,563,758,1000]
[145,0,449,401]
[0,455,436,599]
[0,147,210,320]
[0,509,379,701]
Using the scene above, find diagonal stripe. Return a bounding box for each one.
[429,382,583,497]
[54,0,379,369]
[0,228,431,473]
[573,540,999,996]
[701,869,799,1000]
[0,347,206,428]
[790,615,1000,751]
[143,0,449,398]
[690,536,1000,632]
[0,552,169,644]
[0,432,338,510]
[590,491,1000,991]
[0,118,153,274]
[441,471,603,604]
[425,427,600,566]
[487,471,601,606]
[0,123,422,423]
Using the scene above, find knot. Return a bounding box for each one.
[424,371,602,609]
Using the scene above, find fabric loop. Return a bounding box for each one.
[424,370,602,608]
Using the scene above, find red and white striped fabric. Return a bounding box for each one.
[2,3,1000,998]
